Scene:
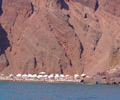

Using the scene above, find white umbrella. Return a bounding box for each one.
[74,74,79,76]
[22,74,28,78]
[55,74,59,77]
[43,75,48,78]
[1,74,4,76]
[74,74,79,79]
[50,74,54,76]
[54,74,59,79]
[81,74,86,77]
[37,75,43,78]
[49,74,54,77]
[55,74,59,76]
[39,72,46,75]
[33,74,37,78]
[60,74,65,78]
[16,74,21,77]
[9,74,14,77]
[48,75,54,79]
[28,74,33,78]
[65,75,69,77]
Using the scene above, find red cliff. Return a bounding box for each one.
[0,0,120,76]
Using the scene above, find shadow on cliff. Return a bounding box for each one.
[0,25,10,55]
[61,0,69,10]
[0,0,3,16]
[94,0,99,11]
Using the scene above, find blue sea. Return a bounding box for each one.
[0,81,120,100]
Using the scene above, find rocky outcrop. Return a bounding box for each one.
[0,0,120,76]
[109,36,120,66]
[104,0,120,17]
[71,0,99,11]
[0,0,2,15]
[0,25,10,72]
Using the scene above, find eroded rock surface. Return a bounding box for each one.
[0,0,120,76]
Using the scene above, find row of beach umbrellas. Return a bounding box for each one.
[74,74,87,79]
[9,72,87,79]
[14,74,70,79]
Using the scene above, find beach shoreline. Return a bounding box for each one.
[0,78,81,84]
[0,77,118,85]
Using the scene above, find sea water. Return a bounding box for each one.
[0,81,120,100]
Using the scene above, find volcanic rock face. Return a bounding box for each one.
[0,0,120,76]
[104,0,120,17]
[71,0,99,11]
[0,0,2,15]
